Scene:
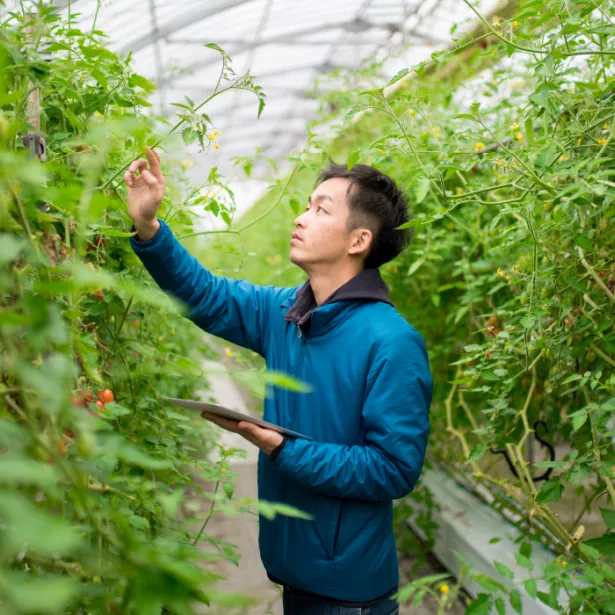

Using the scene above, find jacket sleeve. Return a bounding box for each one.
[129,218,281,357]
[273,328,432,501]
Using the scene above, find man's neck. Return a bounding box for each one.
[308,265,364,306]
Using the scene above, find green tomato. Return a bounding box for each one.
[0,115,8,142]
[76,431,96,458]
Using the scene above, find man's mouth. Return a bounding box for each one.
[291,232,302,242]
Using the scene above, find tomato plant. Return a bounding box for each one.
[0,5,272,615]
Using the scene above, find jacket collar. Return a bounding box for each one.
[283,268,393,334]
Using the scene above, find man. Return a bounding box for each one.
[125,147,432,615]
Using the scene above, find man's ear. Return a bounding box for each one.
[348,228,373,257]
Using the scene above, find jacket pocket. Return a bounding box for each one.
[326,499,344,560]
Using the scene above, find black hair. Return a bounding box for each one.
[315,162,414,269]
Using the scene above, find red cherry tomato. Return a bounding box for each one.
[98,389,114,404]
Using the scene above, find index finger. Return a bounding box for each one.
[145,146,163,180]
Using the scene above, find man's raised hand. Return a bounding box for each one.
[123,147,165,240]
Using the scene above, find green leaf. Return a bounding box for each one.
[495,597,506,615]
[265,370,313,393]
[579,542,601,560]
[386,68,409,87]
[3,572,77,614]
[0,456,59,486]
[348,150,360,169]
[205,42,225,55]
[468,444,487,462]
[520,314,536,329]
[524,578,537,598]
[93,226,138,238]
[466,593,491,615]
[509,589,523,615]
[599,507,615,529]
[117,444,172,470]
[0,492,81,557]
[414,176,430,204]
[289,197,300,215]
[514,553,534,571]
[524,117,534,144]
[223,481,235,499]
[258,500,313,521]
[583,534,615,556]
[407,259,424,277]
[570,409,588,432]
[561,373,583,385]
[573,234,593,252]
[494,560,515,580]
[182,128,197,146]
[158,488,185,517]
[0,234,26,264]
[128,74,156,93]
[536,478,564,504]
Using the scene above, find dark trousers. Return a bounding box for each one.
[282,585,399,615]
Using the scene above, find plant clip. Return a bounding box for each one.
[489,419,556,483]
[22,133,46,162]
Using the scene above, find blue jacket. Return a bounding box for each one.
[130,219,432,602]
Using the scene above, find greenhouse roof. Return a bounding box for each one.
[4,0,501,218]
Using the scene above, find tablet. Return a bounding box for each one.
[163,397,312,440]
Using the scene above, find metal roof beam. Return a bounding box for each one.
[118,0,249,54]
[160,61,325,89]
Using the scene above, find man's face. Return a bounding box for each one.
[290,178,364,271]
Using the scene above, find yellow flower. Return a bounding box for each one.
[512,21,519,29]
[512,160,518,167]
[492,16,500,26]
[577,137,582,145]
[225,347,233,358]
[94,111,103,118]
[561,154,569,161]
[515,133,524,141]
[495,159,505,167]
[180,160,193,168]
[597,137,607,146]
[221,468,227,473]
[456,187,463,195]
[497,267,506,278]
[408,109,415,116]
[603,124,610,131]
[214,143,220,150]
[439,584,450,594]
[509,122,520,130]
[475,142,485,152]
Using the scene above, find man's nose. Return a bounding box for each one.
[294,211,307,227]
